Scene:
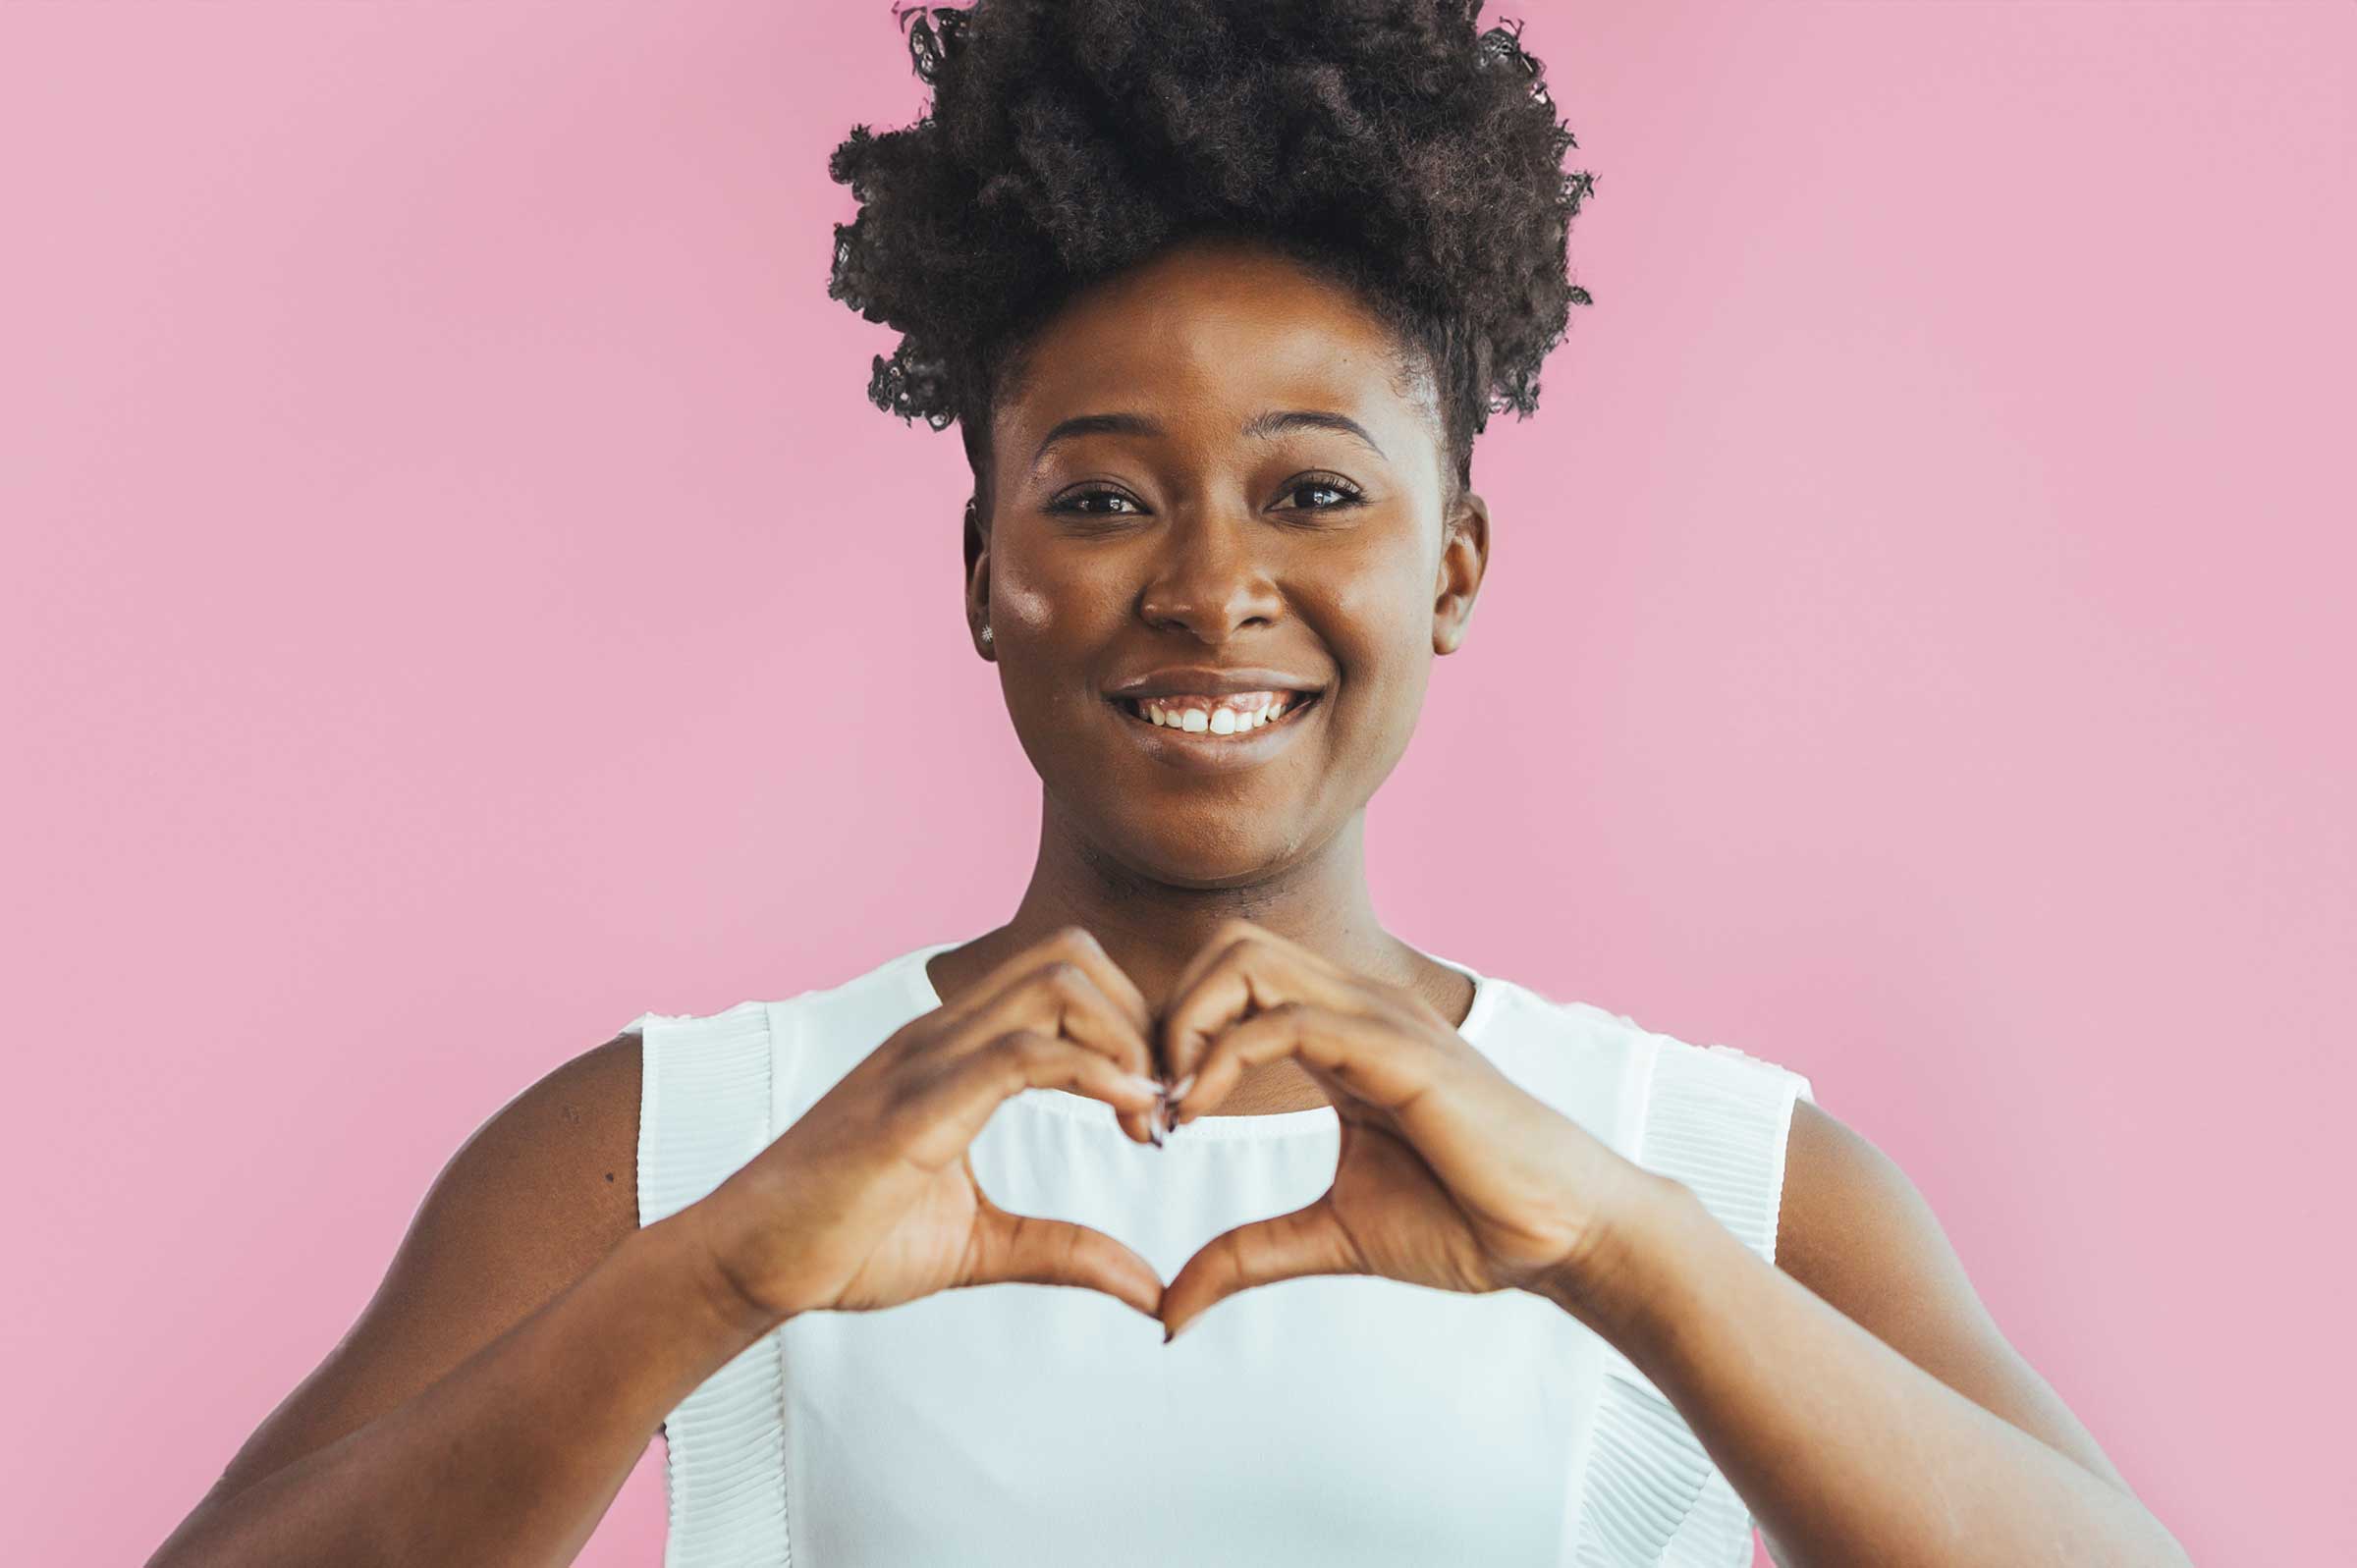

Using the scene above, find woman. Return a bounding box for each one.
[151,3,2188,1565]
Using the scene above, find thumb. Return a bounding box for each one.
[959,1190,1166,1322]
[1160,1192,1363,1343]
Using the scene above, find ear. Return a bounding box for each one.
[962,494,995,661]
[1433,490,1490,656]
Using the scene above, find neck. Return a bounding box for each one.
[1012,797,1416,1009]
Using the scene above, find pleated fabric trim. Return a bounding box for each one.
[1569,1035,1814,1568]
[625,1001,794,1568]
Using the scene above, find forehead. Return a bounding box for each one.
[995,241,1431,446]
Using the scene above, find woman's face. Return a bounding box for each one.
[967,235,1489,888]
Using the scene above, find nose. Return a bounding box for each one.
[1135,510,1285,641]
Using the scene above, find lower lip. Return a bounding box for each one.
[1104,692,1324,773]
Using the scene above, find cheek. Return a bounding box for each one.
[987,557,1110,738]
[1321,567,1434,688]
[990,548,1132,645]
[988,568,1062,640]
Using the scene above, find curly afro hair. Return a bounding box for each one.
[825,0,1595,512]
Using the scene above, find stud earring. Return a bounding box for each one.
[980,623,993,645]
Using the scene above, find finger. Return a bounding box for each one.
[1158,917,1330,1031]
[945,942,1161,1145]
[1169,1002,1441,1126]
[1158,915,1273,1018]
[939,926,1152,1041]
[960,1188,1166,1321]
[1058,928,1156,1044]
[901,1028,1165,1169]
[1158,1190,1363,1342]
[1159,922,1359,1087]
[1018,935,1158,1140]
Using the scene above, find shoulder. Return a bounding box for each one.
[192,1029,645,1509]
[1775,1098,1953,1309]
[1772,1098,2138,1493]
[364,1026,650,1325]
[421,1028,647,1287]
[1775,1097,2021,1346]
[1490,975,1816,1102]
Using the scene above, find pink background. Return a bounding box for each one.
[4,4,2347,1563]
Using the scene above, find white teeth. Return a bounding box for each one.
[1132,692,1304,733]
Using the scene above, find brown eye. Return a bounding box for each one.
[1049,486,1144,516]
[1275,473,1366,512]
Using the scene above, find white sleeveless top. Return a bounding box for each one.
[622,938,1814,1568]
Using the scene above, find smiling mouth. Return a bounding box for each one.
[1109,690,1324,735]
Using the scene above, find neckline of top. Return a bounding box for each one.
[892,937,1504,1141]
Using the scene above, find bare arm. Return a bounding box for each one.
[1549,1100,2192,1567]
[145,1035,772,1568]
[149,925,1171,1566]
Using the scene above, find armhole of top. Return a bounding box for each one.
[627,1001,772,1227]
[1568,1033,1813,1568]
[621,1001,794,1568]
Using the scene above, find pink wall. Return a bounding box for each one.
[4,5,2345,1563]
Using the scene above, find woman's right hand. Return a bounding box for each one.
[683,926,1170,1331]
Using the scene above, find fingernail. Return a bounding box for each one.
[1164,1073,1195,1133]
[1145,1116,1162,1149]
[1162,1322,1174,1345]
[1122,1071,1162,1099]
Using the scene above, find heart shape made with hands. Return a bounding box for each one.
[1092,917,1628,1343]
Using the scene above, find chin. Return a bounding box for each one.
[1092,816,1311,891]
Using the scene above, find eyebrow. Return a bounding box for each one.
[1028,408,1388,476]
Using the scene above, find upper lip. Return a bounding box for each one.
[1104,666,1328,701]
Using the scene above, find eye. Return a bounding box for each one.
[1046,485,1145,517]
[1273,472,1366,513]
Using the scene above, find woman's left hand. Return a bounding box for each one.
[1155,918,1654,1341]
